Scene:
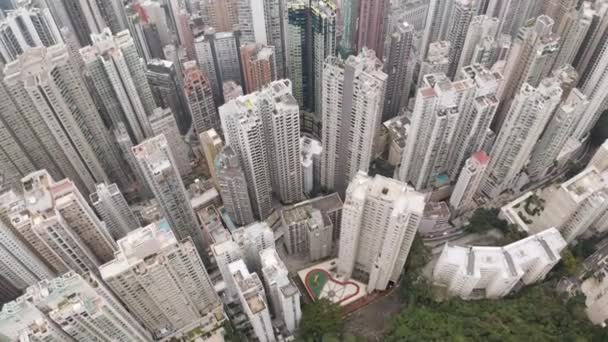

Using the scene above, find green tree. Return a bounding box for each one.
[297,299,343,342]
[561,249,580,276]
[387,286,608,341]
[464,208,507,233]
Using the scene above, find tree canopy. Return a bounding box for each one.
[297,298,343,342]
[388,285,608,341]
[464,208,507,233]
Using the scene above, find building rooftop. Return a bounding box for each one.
[562,167,608,201]
[439,228,567,279]
[229,260,267,314]
[349,172,425,214]
[99,220,174,279]
[383,115,410,149]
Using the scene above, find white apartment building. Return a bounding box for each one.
[80,28,155,144]
[450,151,490,213]
[216,145,255,226]
[0,5,62,62]
[399,65,501,191]
[527,89,588,180]
[4,44,126,194]
[220,80,302,217]
[488,0,544,37]
[588,139,608,172]
[280,194,342,261]
[99,220,220,339]
[0,218,54,291]
[0,300,72,341]
[496,15,560,130]
[113,122,153,198]
[0,271,151,341]
[321,49,387,195]
[213,238,244,298]
[90,182,140,240]
[417,40,450,85]
[338,172,425,291]
[573,11,608,141]
[133,134,207,256]
[149,107,192,176]
[433,228,567,299]
[229,259,276,342]
[557,168,608,242]
[0,82,37,189]
[260,248,301,334]
[4,171,117,275]
[300,136,323,196]
[233,221,276,273]
[481,78,562,198]
[552,6,593,70]
[456,15,499,73]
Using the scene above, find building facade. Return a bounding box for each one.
[338,172,425,291]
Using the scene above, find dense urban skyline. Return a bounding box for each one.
[0,0,608,340]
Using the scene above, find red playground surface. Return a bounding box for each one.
[303,268,360,304]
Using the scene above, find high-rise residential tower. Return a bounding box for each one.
[356,0,388,59]
[481,78,562,198]
[149,107,192,176]
[90,182,139,240]
[183,60,221,135]
[100,220,221,340]
[399,65,501,191]
[449,151,489,213]
[527,89,587,180]
[551,5,593,71]
[495,15,560,130]
[80,28,156,144]
[194,29,243,102]
[220,80,302,218]
[200,128,224,187]
[287,0,336,112]
[456,15,499,74]
[260,248,301,333]
[486,0,544,37]
[146,58,191,134]
[0,5,62,63]
[320,48,387,195]
[241,42,276,93]
[340,0,359,56]
[132,134,207,256]
[216,146,255,226]
[445,0,477,78]
[383,21,415,121]
[3,170,118,275]
[237,0,287,78]
[229,259,275,342]
[0,218,55,292]
[4,44,127,194]
[572,17,608,141]
[0,271,152,341]
[200,0,238,32]
[338,172,425,291]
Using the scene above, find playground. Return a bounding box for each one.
[297,259,367,306]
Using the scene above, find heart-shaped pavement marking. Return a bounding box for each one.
[304,269,360,304]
